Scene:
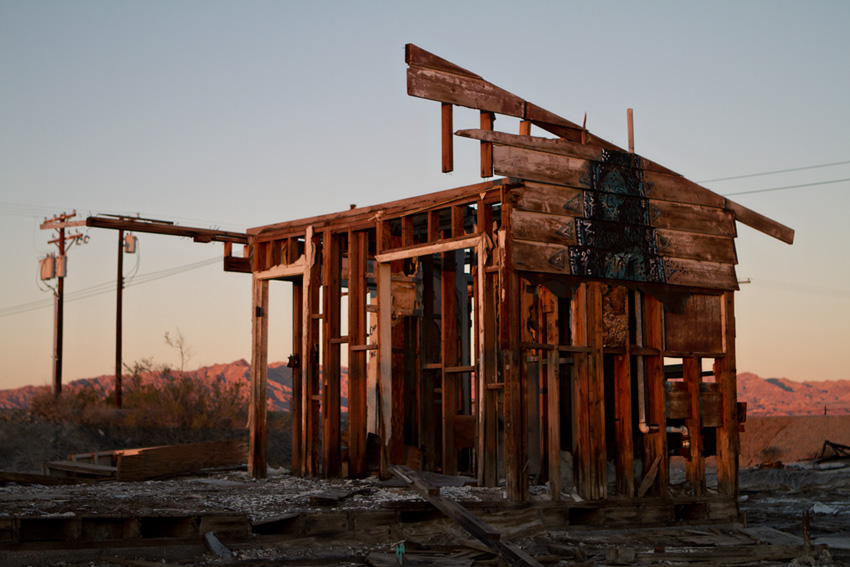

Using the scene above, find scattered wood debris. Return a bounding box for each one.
[42,437,247,481]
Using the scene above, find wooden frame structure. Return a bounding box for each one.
[239,46,793,514]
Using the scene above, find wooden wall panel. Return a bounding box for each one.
[665,294,724,354]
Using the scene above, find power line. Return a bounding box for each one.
[699,160,850,183]
[0,256,221,319]
[723,177,850,197]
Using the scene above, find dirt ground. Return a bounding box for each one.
[1,411,849,566]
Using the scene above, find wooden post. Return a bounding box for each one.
[480,111,494,178]
[322,231,342,477]
[642,293,668,497]
[627,108,635,154]
[614,321,634,497]
[477,216,498,487]
[348,230,368,477]
[420,254,439,471]
[499,214,527,501]
[442,103,453,173]
[588,282,607,500]
[683,356,704,496]
[571,284,591,499]
[377,260,393,477]
[303,227,321,476]
[249,276,269,479]
[715,291,739,496]
[291,278,304,475]
[543,288,561,500]
[114,229,124,409]
[441,247,459,475]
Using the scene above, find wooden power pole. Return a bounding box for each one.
[40,212,87,397]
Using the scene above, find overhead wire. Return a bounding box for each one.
[698,159,850,183]
[0,256,220,319]
[723,177,850,197]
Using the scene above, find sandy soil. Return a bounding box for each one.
[740,416,850,468]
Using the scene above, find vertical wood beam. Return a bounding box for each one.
[543,288,561,500]
[420,255,439,471]
[249,277,269,479]
[377,260,393,477]
[683,356,704,496]
[442,103,453,173]
[303,227,321,476]
[519,120,531,136]
[477,238,498,487]
[480,111,494,178]
[614,330,634,497]
[322,231,342,477]
[428,210,440,243]
[588,282,607,500]
[715,291,739,496]
[291,277,304,476]
[499,215,527,501]
[348,230,368,477]
[524,285,541,483]
[452,205,465,237]
[441,248,459,475]
[643,293,668,497]
[571,284,592,499]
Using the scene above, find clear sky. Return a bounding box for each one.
[1,1,848,391]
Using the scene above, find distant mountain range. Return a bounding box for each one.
[0,361,846,416]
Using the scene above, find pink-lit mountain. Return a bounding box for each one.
[1,363,846,416]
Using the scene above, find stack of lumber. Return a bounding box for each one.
[42,438,247,481]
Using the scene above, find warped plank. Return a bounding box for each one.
[656,228,737,265]
[511,210,737,264]
[405,43,482,79]
[512,239,738,289]
[725,198,794,244]
[510,182,584,215]
[650,200,736,238]
[511,239,571,275]
[510,210,577,246]
[460,129,685,188]
[389,466,544,567]
[408,66,525,117]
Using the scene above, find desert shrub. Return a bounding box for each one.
[29,382,111,425]
[29,357,248,435]
[119,360,248,431]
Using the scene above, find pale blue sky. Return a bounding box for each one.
[1,1,848,390]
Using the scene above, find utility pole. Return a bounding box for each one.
[40,211,88,397]
[115,229,124,409]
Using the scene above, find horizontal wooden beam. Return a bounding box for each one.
[376,233,483,263]
[254,259,306,280]
[86,216,248,244]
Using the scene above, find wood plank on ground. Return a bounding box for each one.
[389,465,544,567]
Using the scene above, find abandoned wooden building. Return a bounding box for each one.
[233,45,794,517]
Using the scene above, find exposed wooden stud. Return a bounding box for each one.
[519,120,531,136]
[303,226,321,476]
[614,304,634,497]
[248,276,269,479]
[627,108,635,154]
[716,290,739,496]
[441,247,459,475]
[442,103,453,173]
[543,287,561,500]
[499,201,527,500]
[377,260,393,477]
[291,276,304,476]
[348,230,367,477]
[322,231,342,478]
[480,111,494,178]
[683,356,704,496]
[420,254,439,471]
[642,293,668,497]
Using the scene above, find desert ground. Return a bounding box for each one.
[1,411,848,566]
